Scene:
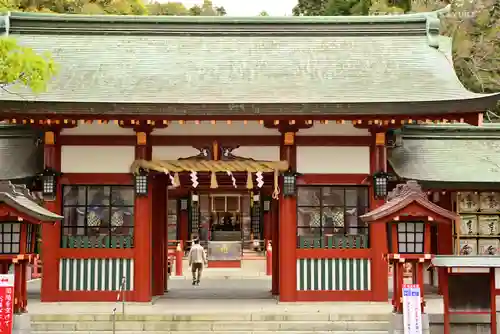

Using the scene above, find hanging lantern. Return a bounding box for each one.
[263,197,271,212]
[134,168,149,196]
[180,198,189,211]
[373,171,389,199]
[42,168,59,198]
[283,169,298,197]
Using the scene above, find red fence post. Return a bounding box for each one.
[175,241,183,277]
[32,255,42,279]
[266,241,272,276]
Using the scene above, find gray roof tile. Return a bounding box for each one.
[389,124,500,183]
[0,12,497,106]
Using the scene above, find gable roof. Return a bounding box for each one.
[0,10,498,116]
[389,124,500,186]
[360,180,458,222]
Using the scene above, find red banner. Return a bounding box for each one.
[0,274,14,334]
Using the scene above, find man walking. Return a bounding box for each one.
[188,238,207,286]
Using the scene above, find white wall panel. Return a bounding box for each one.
[62,123,134,136]
[296,146,370,174]
[297,123,369,136]
[153,121,277,136]
[232,146,280,161]
[61,146,134,173]
[152,146,202,160]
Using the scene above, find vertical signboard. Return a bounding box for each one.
[402,283,423,334]
[0,274,14,334]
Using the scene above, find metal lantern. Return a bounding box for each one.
[134,169,149,196]
[396,221,425,254]
[283,170,297,197]
[373,171,389,199]
[42,168,57,197]
[180,198,188,211]
[263,199,271,212]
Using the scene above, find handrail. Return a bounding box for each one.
[111,276,127,334]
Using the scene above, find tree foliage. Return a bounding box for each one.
[0,37,57,93]
[293,0,500,115]
[0,0,226,16]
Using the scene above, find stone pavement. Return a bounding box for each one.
[25,278,452,316]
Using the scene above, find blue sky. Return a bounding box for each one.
[179,0,298,16]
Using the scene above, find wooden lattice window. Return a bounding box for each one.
[60,185,134,249]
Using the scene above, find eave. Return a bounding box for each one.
[0,98,497,117]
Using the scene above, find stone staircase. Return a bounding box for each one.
[30,312,390,333]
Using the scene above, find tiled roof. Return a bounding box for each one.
[0,125,42,180]
[0,11,497,113]
[360,180,458,222]
[389,124,500,184]
[0,181,62,221]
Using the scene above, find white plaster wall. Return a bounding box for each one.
[152,146,280,161]
[296,146,370,174]
[232,146,280,161]
[61,146,134,173]
[153,121,278,136]
[152,146,202,160]
[297,123,370,136]
[61,123,134,136]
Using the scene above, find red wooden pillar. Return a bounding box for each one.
[437,192,453,294]
[19,261,28,312]
[13,262,22,313]
[490,268,497,334]
[369,130,389,301]
[41,129,61,302]
[442,269,451,334]
[271,198,279,295]
[278,130,297,302]
[152,174,166,296]
[133,130,153,302]
[18,224,28,312]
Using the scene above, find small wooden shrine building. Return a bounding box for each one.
[0,181,62,312]
[0,10,498,303]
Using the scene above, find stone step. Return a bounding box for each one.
[30,313,390,322]
[32,332,388,334]
[31,321,389,332]
[32,331,388,334]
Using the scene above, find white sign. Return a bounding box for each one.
[402,284,423,334]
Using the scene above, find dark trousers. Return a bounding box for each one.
[191,263,203,281]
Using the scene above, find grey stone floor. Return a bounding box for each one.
[165,277,273,299]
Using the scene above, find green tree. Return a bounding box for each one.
[188,0,226,16]
[147,1,188,16]
[259,10,269,16]
[0,37,57,93]
[0,0,148,14]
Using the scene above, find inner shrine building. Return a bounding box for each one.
[0,10,499,303]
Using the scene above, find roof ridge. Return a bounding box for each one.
[4,10,444,36]
[401,124,500,139]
